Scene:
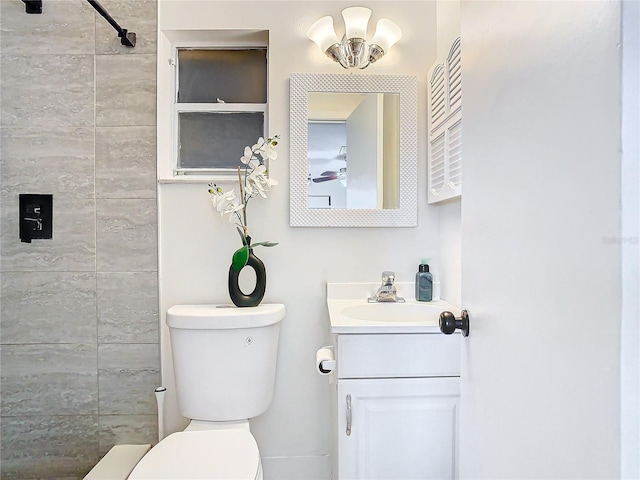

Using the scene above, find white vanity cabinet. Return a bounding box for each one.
[332,333,461,480]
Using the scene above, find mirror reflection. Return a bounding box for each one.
[307,92,400,209]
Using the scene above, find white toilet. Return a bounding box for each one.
[129,303,285,480]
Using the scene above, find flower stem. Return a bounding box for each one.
[236,166,249,237]
[237,166,244,202]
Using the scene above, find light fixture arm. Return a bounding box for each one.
[325,44,349,69]
[344,37,367,68]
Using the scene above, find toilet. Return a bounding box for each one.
[128,303,285,480]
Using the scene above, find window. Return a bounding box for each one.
[172,47,268,177]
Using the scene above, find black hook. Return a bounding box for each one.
[439,310,470,337]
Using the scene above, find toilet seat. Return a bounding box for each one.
[128,429,261,479]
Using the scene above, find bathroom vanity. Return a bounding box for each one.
[327,283,461,480]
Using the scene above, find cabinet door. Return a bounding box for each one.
[337,377,460,480]
[428,37,462,204]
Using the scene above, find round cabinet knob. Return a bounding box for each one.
[439,310,470,337]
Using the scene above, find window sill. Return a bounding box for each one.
[158,174,239,185]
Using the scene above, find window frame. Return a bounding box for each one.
[157,30,269,183]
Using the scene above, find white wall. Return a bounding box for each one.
[157,2,439,477]
[621,0,640,477]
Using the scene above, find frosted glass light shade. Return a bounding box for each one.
[307,16,340,51]
[370,18,403,53]
[341,7,371,39]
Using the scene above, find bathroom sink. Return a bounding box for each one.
[326,282,461,334]
[341,302,445,323]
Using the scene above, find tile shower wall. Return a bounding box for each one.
[0,1,159,477]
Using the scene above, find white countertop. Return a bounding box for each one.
[327,282,461,334]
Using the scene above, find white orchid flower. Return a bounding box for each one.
[259,142,278,161]
[240,146,254,165]
[252,137,265,152]
[247,165,278,198]
[257,174,278,191]
[248,164,267,178]
[221,197,244,215]
[246,165,267,197]
[247,164,267,182]
[211,188,243,219]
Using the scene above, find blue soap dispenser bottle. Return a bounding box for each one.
[415,260,433,302]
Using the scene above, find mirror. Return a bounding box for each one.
[308,92,400,210]
[290,73,417,227]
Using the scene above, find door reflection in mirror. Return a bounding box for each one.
[307,92,400,209]
[308,121,347,208]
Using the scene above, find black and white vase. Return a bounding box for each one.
[228,248,266,307]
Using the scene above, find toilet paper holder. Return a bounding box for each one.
[316,346,336,375]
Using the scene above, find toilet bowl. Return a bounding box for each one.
[129,304,285,480]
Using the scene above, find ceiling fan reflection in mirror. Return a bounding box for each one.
[312,167,347,184]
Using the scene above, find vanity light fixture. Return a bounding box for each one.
[307,7,402,69]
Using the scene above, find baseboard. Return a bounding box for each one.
[261,455,331,480]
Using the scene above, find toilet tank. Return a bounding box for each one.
[167,304,285,422]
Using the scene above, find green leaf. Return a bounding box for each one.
[231,245,249,272]
[250,241,279,248]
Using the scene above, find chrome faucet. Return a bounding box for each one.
[368,271,405,303]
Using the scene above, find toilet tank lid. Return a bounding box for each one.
[167,304,285,330]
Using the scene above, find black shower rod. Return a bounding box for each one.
[87,0,136,47]
[21,0,136,47]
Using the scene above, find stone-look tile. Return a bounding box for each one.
[0,415,99,479]
[1,272,97,344]
[97,272,158,343]
[1,0,95,55]
[1,127,94,197]
[0,344,98,416]
[98,343,159,415]
[95,0,157,55]
[0,55,94,127]
[99,414,157,455]
[96,199,157,271]
[95,126,157,199]
[0,195,95,271]
[96,55,156,127]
